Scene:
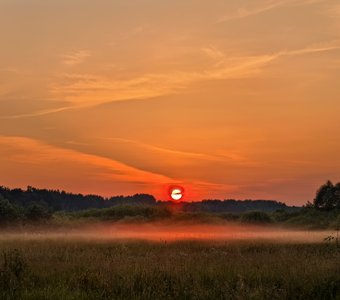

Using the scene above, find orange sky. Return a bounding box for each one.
[1,0,340,205]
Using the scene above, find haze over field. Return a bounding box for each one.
[1,0,340,204]
[0,224,334,243]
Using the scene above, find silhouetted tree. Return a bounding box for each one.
[313,181,339,210]
[335,183,340,209]
[0,186,157,213]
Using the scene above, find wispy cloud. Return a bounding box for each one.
[282,40,340,56]
[217,0,286,23]
[62,50,91,65]
[0,135,174,185]
[1,66,20,73]
[217,0,326,23]
[201,46,226,66]
[102,137,250,163]
[0,106,73,120]
[0,135,227,197]
[51,53,278,107]
[52,40,340,109]
[3,41,339,120]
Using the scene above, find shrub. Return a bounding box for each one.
[71,205,172,221]
[284,209,339,229]
[0,196,21,222]
[25,203,51,221]
[271,209,299,222]
[240,211,272,224]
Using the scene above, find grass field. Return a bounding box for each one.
[0,226,339,300]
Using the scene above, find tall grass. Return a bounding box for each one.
[0,238,339,299]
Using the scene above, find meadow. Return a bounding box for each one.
[1,184,339,299]
[0,226,339,300]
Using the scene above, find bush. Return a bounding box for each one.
[25,203,51,221]
[240,211,272,224]
[72,205,172,221]
[271,209,299,222]
[284,208,339,229]
[0,196,21,222]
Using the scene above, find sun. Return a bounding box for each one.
[169,186,184,201]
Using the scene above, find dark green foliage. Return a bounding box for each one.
[314,180,340,210]
[25,203,51,221]
[282,208,340,229]
[0,186,157,212]
[274,207,340,230]
[240,211,272,224]
[55,208,340,229]
[183,199,291,213]
[1,183,340,229]
[72,205,172,221]
[0,196,21,222]
[272,209,300,222]
[0,185,295,215]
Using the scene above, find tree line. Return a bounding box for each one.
[0,181,339,223]
[0,186,156,222]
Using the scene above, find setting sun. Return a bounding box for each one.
[0,1,339,298]
[170,186,184,201]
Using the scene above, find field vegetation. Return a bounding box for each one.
[0,238,339,300]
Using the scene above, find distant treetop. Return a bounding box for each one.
[313,180,340,210]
